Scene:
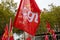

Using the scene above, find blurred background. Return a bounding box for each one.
[0,0,60,40]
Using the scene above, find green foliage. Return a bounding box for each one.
[0,0,16,36]
[0,0,23,36]
[36,5,60,34]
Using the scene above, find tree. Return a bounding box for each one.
[36,4,60,34]
[0,0,23,36]
[0,0,17,36]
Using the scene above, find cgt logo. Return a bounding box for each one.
[28,11,38,23]
[22,7,38,23]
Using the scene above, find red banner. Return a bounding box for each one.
[50,30,56,40]
[14,0,41,36]
[46,21,56,40]
[2,24,8,40]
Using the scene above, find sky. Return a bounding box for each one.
[0,0,60,10]
[14,0,60,10]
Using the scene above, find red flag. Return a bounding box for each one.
[14,0,41,36]
[45,34,49,40]
[9,18,14,40]
[46,21,56,40]
[46,21,51,32]
[2,24,8,40]
[50,30,56,40]
[52,34,56,40]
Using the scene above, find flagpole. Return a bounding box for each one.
[8,18,10,40]
[8,17,12,40]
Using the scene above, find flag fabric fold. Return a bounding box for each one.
[14,0,41,36]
